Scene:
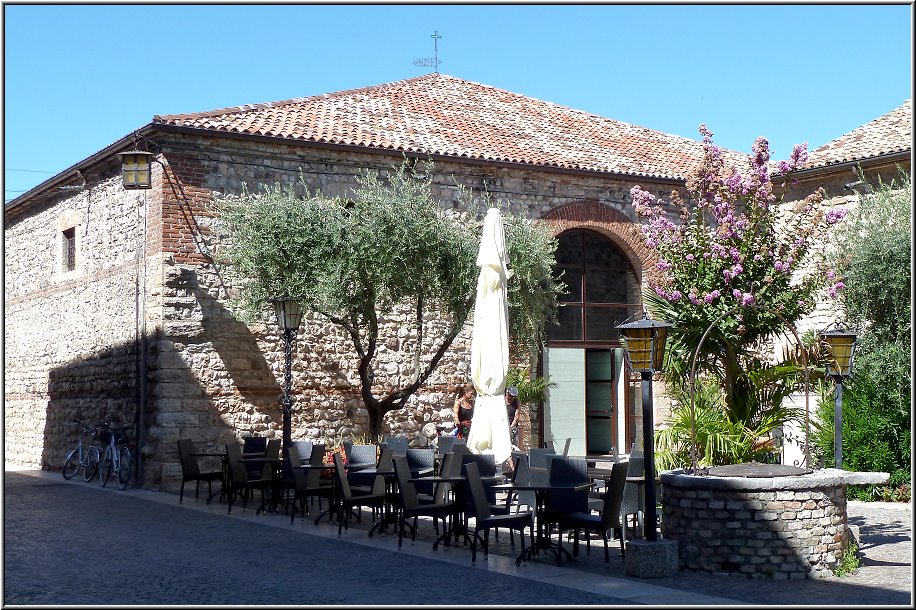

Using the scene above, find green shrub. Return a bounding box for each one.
[811,344,911,499]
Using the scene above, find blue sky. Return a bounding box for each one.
[3,3,912,203]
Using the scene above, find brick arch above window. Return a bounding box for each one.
[540,199,663,287]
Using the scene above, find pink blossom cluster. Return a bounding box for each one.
[633,125,845,328]
[826,208,848,225]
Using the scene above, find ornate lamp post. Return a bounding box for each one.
[272,298,303,455]
[616,312,670,542]
[819,325,858,470]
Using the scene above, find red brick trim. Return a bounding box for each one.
[540,200,662,285]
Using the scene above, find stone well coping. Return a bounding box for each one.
[659,468,889,491]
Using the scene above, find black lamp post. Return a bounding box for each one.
[272,298,303,456]
[616,312,670,542]
[819,325,858,470]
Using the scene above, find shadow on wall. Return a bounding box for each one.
[44,340,144,473]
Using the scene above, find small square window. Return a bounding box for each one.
[63,227,76,271]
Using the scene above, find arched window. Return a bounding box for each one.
[549,229,640,344]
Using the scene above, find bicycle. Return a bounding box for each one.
[62,420,101,482]
[98,423,133,490]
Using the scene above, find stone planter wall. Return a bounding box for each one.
[661,469,888,579]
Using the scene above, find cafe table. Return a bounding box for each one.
[366,468,405,538]
[491,480,592,565]
[295,461,376,525]
[417,473,505,550]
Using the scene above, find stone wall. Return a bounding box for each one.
[4,170,150,470]
[139,133,672,490]
[662,472,851,579]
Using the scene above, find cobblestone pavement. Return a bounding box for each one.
[3,469,911,606]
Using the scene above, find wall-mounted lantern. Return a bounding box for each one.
[117,150,154,190]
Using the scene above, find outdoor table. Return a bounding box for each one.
[411,474,465,550]
[365,468,403,538]
[586,455,618,468]
[419,473,505,550]
[491,480,592,565]
[190,451,230,503]
[296,461,377,525]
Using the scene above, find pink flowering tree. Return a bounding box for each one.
[632,126,846,458]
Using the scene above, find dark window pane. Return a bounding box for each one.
[557,268,582,303]
[583,232,630,268]
[554,231,583,265]
[550,305,583,341]
[585,306,636,341]
[63,227,76,272]
[585,268,632,303]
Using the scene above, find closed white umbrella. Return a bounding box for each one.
[466,208,513,466]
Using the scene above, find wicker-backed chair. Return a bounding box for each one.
[541,456,590,564]
[556,460,629,561]
[350,447,393,496]
[621,446,644,535]
[347,444,381,488]
[177,439,222,504]
[291,440,312,465]
[464,462,534,565]
[392,456,454,550]
[286,444,334,524]
[332,452,386,537]
[225,442,273,515]
[383,436,409,457]
[437,436,464,455]
[242,436,267,479]
[527,447,556,470]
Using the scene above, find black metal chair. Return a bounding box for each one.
[225,442,274,515]
[541,456,590,564]
[291,440,313,465]
[383,436,409,457]
[437,436,464,455]
[556,460,629,562]
[347,444,380,488]
[461,453,514,543]
[177,439,222,504]
[286,444,334,524]
[350,447,393,496]
[392,456,454,550]
[464,462,534,566]
[332,452,386,537]
[242,436,268,479]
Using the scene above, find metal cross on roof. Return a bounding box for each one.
[412,30,443,73]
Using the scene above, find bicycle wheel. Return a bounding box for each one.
[117,447,131,490]
[84,447,100,482]
[63,449,80,480]
[99,447,113,487]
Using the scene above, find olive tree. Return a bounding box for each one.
[214,162,562,439]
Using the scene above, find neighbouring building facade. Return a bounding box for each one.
[4,73,910,491]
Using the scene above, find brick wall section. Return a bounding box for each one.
[542,199,660,285]
[662,483,849,579]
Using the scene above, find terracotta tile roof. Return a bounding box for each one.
[803,99,912,169]
[153,73,723,181]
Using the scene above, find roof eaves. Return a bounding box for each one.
[5,123,158,213]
